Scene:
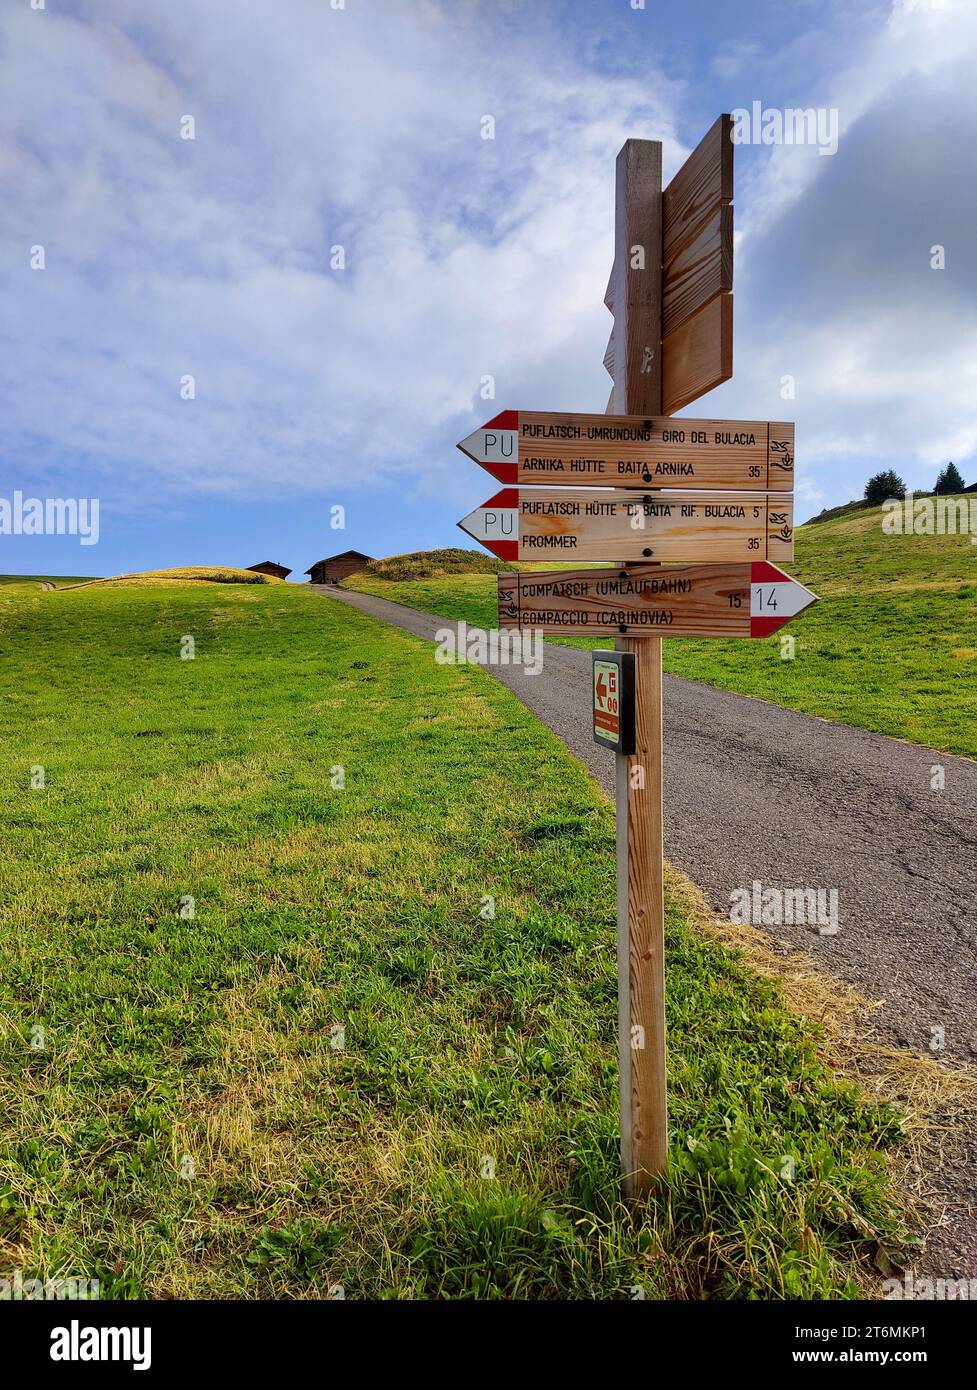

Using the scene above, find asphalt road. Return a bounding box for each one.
[311,583,977,1272]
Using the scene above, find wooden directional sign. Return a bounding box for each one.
[459,488,793,563]
[458,411,793,491]
[498,561,817,637]
[605,115,734,416]
[663,117,734,413]
[453,116,812,1200]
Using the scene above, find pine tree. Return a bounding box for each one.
[864,469,907,506]
[934,462,965,495]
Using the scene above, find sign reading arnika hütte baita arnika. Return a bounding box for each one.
[458,411,794,491]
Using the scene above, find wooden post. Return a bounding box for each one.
[610,139,668,1194]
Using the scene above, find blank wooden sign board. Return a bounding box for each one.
[605,115,734,417]
[455,115,815,1201]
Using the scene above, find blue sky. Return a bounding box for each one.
[1,0,974,578]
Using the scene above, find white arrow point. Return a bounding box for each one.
[457,428,485,462]
[457,428,518,465]
[458,505,519,542]
[751,579,817,618]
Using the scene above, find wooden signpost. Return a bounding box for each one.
[604,115,734,416]
[497,561,816,637]
[458,488,794,563]
[455,116,816,1200]
[458,411,794,491]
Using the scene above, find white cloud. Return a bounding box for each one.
[710,39,764,82]
[3,0,975,530]
[0,0,682,509]
[708,0,977,512]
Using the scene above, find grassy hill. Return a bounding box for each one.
[1,567,285,594]
[0,579,909,1298]
[804,499,868,526]
[76,566,287,588]
[663,500,977,757]
[358,548,520,580]
[345,502,977,759]
[0,574,99,589]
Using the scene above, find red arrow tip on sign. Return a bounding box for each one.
[596,672,607,702]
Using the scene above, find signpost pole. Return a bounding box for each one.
[459,115,758,1199]
[611,139,668,1194]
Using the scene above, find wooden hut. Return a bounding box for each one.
[305,551,373,585]
[247,560,292,580]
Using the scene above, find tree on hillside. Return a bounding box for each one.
[934,462,966,495]
[864,469,907,506]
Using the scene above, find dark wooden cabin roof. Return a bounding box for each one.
[304,551,373,574]
[247,560,292,578]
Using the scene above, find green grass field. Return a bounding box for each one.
[0,580,908,1298]
[346,506,977,758]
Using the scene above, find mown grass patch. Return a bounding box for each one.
[0,582,908,1298]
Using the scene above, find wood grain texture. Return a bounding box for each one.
[607,138,667,1194]
[659,114,733,411]
[498,563,753,636]
[662,293,733,416]
[662,114,733,263]
[511,489,793,563]
[611,140,663,417]
[614,727,634,1180]
[484,411,793,491]
[621,632,667,1189]
[662,203,733,338]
